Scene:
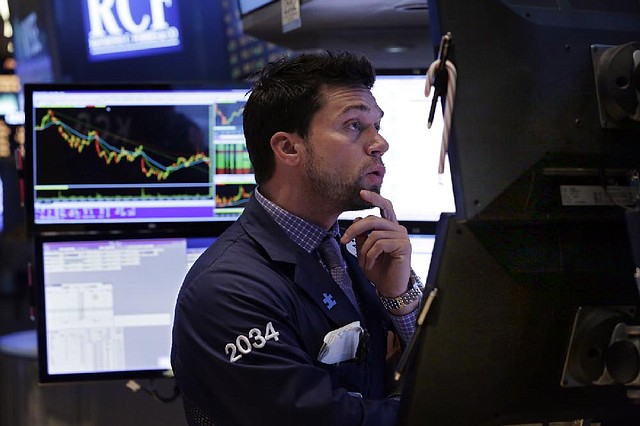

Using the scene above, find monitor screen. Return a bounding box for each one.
[24,83,253,233]
[34,233,215,382]
[33,230,434,383]
[339,73,456,223]
[406,232,436,282]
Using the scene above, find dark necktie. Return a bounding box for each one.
[318,235,360,312]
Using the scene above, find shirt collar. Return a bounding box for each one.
[254,187,340,253]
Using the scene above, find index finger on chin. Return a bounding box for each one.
[360,190,398,223]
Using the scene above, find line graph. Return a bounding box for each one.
[37,109,211,182]
[215,183,255,208]
[215,102,244,126]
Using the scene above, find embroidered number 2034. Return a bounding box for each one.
[225,322,280,363]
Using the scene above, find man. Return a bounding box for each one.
[171,50,424,426]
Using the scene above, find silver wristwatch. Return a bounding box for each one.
[378,270,425,311]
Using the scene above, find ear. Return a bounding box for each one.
[270,131,302,166]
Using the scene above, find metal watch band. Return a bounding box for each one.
[378,271,425,311]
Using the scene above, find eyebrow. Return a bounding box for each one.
[340,103,385,119]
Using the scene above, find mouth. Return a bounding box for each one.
[369,166,386,179]
[368,165,386,179]
[363,164,386,187]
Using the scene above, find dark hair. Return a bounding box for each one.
[243,50,377,184]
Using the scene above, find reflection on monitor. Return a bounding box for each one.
[24,84,253,232]
[339,73,456,222]
[34,234,215,382]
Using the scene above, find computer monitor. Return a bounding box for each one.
[33,230,435,384]
[398,0,640,424]
[24,83,252,234]
[399,214,640,425]
[340,72,456,223]
[33,233,215,382]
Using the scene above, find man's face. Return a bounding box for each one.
[301,84,389,213]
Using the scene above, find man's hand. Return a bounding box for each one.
[341,190,413,311]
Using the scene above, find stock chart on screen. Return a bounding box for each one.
[25,85,254,230]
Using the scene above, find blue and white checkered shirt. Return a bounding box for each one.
[254,188,417,344]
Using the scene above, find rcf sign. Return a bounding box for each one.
[83,0,182,61]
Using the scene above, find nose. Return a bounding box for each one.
[367,132,389,158]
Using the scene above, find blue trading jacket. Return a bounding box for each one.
[171,196,400,426]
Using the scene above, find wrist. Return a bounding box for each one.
[377,270,424,312]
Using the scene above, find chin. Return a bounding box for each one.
[345,198,373,212]
[365,182,382,194]
[340,184,380,211]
